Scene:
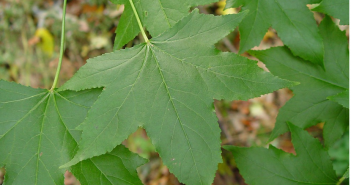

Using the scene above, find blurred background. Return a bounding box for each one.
[0,0,349,184]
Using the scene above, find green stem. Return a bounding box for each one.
[128,0,150,44]
[337,177,346,185]
[336,169,349,185]
[50,0,67,91]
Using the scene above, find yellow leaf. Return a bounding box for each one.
[216,0,238,15]
[35,28,54,57]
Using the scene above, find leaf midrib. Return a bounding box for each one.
[35,93,51,185]
[90,158,136,185]
[273,0,322,62]
[152,44,281,85]
[149,46,203,184]
[156,0,172,28]
[72,46,149,163]
[257,50,347,89]
[294,131,338,181]
[239,0,268,53]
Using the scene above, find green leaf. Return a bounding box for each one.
[249,16,349,147]
[223,123,339,185]
[72,145,147,185]
[226,0,324,66]
[313,0,349,25]
[110,0,218,50]
[0,80,145,185]
[328,132,349,177]
[59,10,295,185]
[328,90,349,109]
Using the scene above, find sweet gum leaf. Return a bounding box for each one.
[224,123,339,185]
[0,80,145,185]
[59,10,296,185]
[226,0,324,66]
[249,16,349,147]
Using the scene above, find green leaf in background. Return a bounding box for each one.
[110,0,218,50]
[328,90,349,109]
[224,123,339,185]
[313,0,349,25]
[59,10,295,185]
[341,168,349,182]
[0,81,145,185]
[249,16,349,147]
[329,132,349,177]
[225,0,324,66]
[337,169,350,185]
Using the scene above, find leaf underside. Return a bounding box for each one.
[226,0,324,66]
[0,81,145,185]
[224,123,339,185]
[59,10,295,185]
[250,16,349,147]
[111,0,218,50]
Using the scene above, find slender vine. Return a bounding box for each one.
[50,0,68,91]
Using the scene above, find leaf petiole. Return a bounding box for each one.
[128,0,150,44]
[50,0,68,91]
[336,168,349,185]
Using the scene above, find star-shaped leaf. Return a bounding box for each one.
[249,16,349,147]
[313,0,349,25]
[224,123,339,185]
[0,81,146,185]
[110,0,218,49]
[225,0,324,66]
[59,10,295,185]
